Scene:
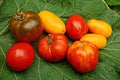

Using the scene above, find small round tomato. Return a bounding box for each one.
[67,41,99,73]
[38,34,68,62]
[6,43,35,71]
[9,11,43,43]
[66,14,88,40]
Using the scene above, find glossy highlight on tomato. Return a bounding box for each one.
[9,11,43,43]
[66,14,88,40]
[67,41,99,73]
[38,34,68,62]
[6,42,35,71]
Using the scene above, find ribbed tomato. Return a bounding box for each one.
[67,41,99,73]
[38,34,68,62]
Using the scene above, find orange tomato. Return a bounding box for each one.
[87,19,112,38]
[38,10,66,34]
[80,34,107,49]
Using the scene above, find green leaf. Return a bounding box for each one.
[105,0,120,6]
[111,5,120,15]
[0,0,120,80]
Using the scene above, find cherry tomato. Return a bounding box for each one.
[67,41,99,73]
[9,11,43,43]
[6,43,35,71]
[66,14,88,40]
[38,34,68,62]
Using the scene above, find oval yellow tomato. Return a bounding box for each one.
[87,19,112,38]
[38,10,66,34]
[80,34,107,49]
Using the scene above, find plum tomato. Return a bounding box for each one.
[67,41,99,73]
[80,33,107,49]
[38,34,68,62]
[66,14,88,40]
[6,42,35,71]
[9,11,43,43]
[87,19,112,38]
[38,10,66,34]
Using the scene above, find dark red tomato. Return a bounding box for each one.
[9,11,43,43]
[38,34,68,62]
[6,43,35,71]
[67,41,99,73]
[66,14,88,40]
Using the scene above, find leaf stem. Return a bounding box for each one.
[13,72,18,80]
[0,62,5,77]
[49,63,72,80]
[102,48,120,51]
[19,0,30,10]
[15,0,20,12]
[0,23,9,35]
[0,46,6,59]
[36,54,42,80]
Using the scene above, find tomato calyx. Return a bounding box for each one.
[13,12,25,21]
[48,34,53,44]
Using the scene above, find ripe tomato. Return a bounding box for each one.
[67,41,99,73]
[6,43,35,71]
[80,33,107,49]
[38,34,68,62]
[9,11,43,43]
[66,14,88,40]
[87,19,112,38]
[38,10,66,34]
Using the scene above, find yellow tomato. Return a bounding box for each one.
[38,10,66,34]
[80,34,107,49]
[87,19,112,38]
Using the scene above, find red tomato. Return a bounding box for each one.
[6,43,35,71]
[67,41,99,73]
[66,14,88,40]
[38,34,68,62]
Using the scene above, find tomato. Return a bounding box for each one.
[87,19,112,38]
[67,41,99,73]
[80,33,107,49]
[38,34,68,62]
[66,14,88,40]
[38,10,66,34]
[6,43,35,71]
[9,11,43,43]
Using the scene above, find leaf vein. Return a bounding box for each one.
[49,63,72,80]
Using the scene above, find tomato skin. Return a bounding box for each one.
[6,43,35,71]
[67,41,99,73]
[66,14,88,40]
[38,10,66,34]
[38,34,68,62]
[87,19,112,38]
[9,11,43,43]
[80,33,107,49]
